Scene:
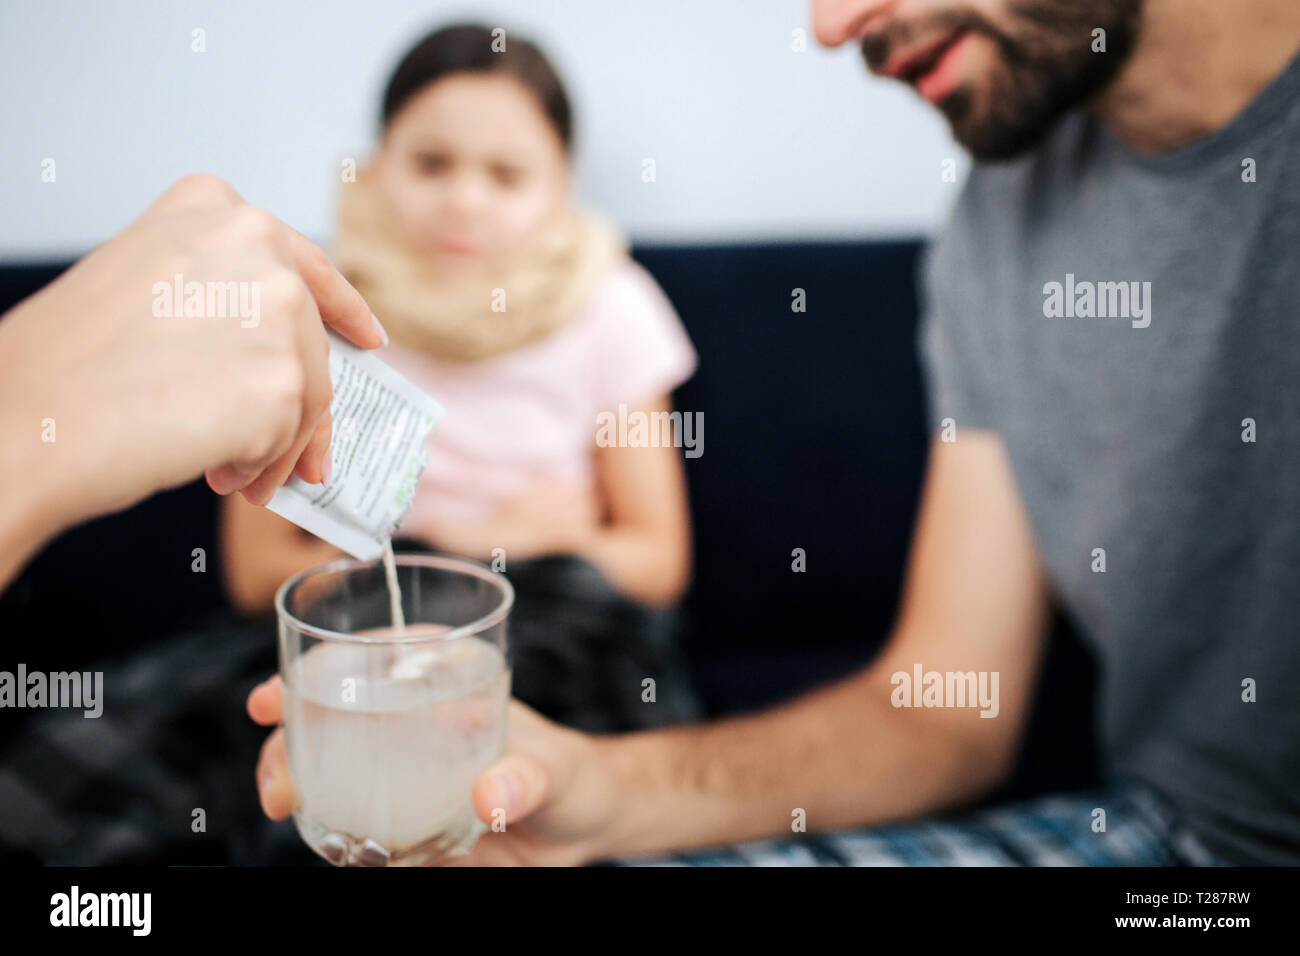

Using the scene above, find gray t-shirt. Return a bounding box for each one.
[919,51,1300,865]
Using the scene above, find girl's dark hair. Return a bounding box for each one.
[381,24,572,152]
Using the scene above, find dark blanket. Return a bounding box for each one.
[499,552,704,734]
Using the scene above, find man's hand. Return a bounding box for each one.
[247,675,624,866]
[0,173,387,577]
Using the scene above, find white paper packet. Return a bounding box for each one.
[266,329,443,560]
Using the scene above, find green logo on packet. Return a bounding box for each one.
[393,456,422,509]
[392,415,436,507]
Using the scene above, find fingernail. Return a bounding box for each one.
[321,451,332,485]
[371,313,389,347]
[490,773,519,816]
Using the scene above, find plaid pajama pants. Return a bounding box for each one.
[604,780,1228,866]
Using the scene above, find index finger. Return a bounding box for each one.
[281,224,387,349]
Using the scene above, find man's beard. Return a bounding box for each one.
[862,0,1144,160]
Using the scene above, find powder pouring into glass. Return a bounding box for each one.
[276,552,513,866]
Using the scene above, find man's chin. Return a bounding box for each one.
[939,89,1062,162]
[958,121,1067,162]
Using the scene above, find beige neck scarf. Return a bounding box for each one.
[332,165,628,363]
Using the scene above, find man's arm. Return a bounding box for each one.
[592,430,1051,857]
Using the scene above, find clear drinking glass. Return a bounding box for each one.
[275,553,513,867]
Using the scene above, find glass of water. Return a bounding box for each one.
[275,553,513,867]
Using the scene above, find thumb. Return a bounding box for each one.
[473,754,550,826]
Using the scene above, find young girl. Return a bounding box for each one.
[220,24,703,732]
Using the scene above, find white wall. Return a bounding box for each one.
[0,0,969,260]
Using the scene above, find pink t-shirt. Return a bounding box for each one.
[384,259,697,536]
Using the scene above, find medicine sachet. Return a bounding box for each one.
[267,329,443,559]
